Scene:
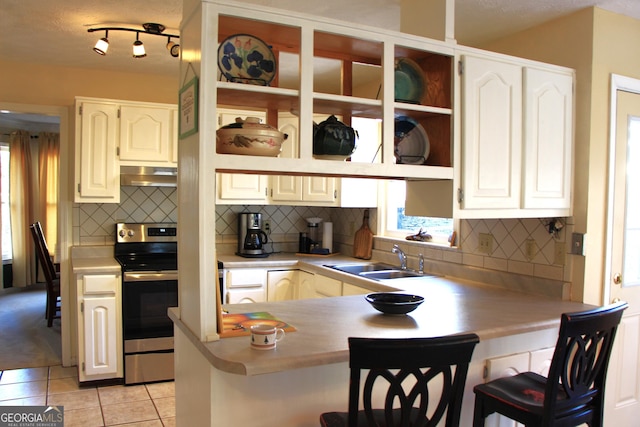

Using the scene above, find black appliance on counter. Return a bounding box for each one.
[114,223,177,385]
[237,212,268,258]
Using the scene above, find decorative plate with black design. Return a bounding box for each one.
[217,34,277,86]
[394,116,430,165]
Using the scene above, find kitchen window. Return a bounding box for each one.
[384,180,453,245]
[1,143,12,261]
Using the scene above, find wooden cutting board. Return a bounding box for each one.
[353,209,373,259]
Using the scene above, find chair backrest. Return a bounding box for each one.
[347,334,479,427]
[542,301,628,424]
[29,222,57,283]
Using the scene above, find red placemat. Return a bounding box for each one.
[219,312,296,338]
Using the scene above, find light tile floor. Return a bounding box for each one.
[0,366,175,426]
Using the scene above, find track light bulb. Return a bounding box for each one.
[166,40,180,58]
[93,30,109,55]
[133,34,146,58]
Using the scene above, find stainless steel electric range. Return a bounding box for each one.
[114,223,177,385]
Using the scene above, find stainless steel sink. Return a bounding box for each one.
[359,270,424,280]
[325,263,396,275]
[325,263,437,281]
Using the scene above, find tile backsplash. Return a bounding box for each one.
[73,186,570,286]
[72,186,178,245]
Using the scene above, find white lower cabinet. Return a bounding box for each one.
[484,348,554,427]
[298,271,316,300]
[225,268,267,304]
[76,273,122,383]
[342,283,371,296]
[313,274,343,298]
[267,270,298,301]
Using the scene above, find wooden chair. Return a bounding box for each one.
[29,222,60,327]
[320,333,480,427]
[472,301,628,427]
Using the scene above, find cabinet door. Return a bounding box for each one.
[119,105,172,163]
[77,101,120,202]
[342,283,370,296]
[271,175,303,201]
[523,68,573,210]
[304,176,337,202]
[298,271,316,300]
[217,173,268,203]
[461,55,522,210]
[82,296,119,377]
[267,270,298,301]
[313,275,342,298]
[485,352,529,427]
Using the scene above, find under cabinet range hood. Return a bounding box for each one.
[120,166,177,187]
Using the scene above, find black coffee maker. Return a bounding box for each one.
[237,213,269,258]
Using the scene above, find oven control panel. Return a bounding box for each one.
[116,223,178,243]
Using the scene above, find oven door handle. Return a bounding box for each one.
[124,271,178,282]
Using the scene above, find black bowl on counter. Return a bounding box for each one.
[365,293,424,315]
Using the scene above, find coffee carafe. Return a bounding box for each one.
[237,213,269,258]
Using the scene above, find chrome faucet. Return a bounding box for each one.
[392,244,407,270]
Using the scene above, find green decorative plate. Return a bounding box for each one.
[394,57,425,104]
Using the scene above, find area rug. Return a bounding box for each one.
[0,284,62,370]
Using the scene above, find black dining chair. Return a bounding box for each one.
[30,222,61,327]
[320,333,480,427]
[472,301,628,427]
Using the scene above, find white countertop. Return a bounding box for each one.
[170,255,594,376]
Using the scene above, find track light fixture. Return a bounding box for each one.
[87,23,179,58]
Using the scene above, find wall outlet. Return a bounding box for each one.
[554,242,566,265]
[525,239,537,260]
[571,232,586,256]
[478,233,494,254]
[263,220,271,234]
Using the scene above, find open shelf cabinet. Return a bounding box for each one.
[201,2,455,180]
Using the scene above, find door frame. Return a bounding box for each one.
[0,102,73,367]
[605,74,640,304]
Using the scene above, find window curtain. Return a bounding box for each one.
[38,132,59,258]
[9,130,34,287]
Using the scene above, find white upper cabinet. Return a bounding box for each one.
[456,52,574,218]
[119,104,174,165]
[75,97,178,203]
[522,67,573,210]
[217,174,269,203]
[75,99,120,203]
[460,55,523,210]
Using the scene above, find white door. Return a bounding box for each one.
[605,78,640,423]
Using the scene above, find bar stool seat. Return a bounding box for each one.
[472,302,628,427]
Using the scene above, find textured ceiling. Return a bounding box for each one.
[1,0,640,131]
